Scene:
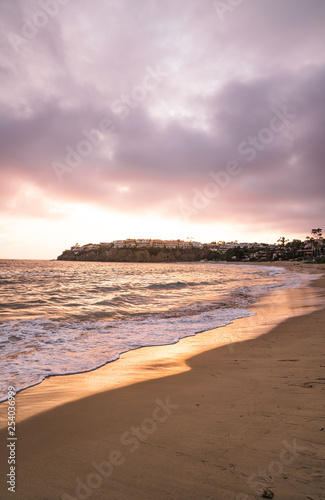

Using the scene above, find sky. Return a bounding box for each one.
[0,0,324,259]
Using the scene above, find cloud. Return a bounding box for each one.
[0,0,324,237]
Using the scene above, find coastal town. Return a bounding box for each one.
[60,228,325,263]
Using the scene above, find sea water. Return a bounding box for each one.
[0,260,313,400]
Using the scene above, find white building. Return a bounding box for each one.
[164,240,179,248]
[136,239,150,247]
[113,240,125,248]
[124,239,136,247]
[152,239,165,248]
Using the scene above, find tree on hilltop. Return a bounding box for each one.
[277,236,289,246]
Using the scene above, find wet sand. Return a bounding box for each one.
[0,263,324,499]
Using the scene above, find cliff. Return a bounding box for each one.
[57,246,215,263]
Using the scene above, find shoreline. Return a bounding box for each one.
[0,260,298,405]
[0,263,322,427]
[0,263,324,499]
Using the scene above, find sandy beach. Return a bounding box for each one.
[0,263,324,500]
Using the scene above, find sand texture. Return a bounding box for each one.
[0,265,324,499]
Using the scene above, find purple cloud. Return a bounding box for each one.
[0,0,324,237]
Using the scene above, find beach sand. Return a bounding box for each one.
[0,263,324,499]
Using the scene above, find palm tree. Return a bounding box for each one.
[277,236,289,246]
[312,228,322,238]
[310,229,323,257]
[276,237,289,259]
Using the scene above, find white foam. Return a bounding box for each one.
[0,262,318,401]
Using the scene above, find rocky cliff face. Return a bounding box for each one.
[57,246,214,263]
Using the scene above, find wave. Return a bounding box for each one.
[0,305,254,402]
[0,261,318,401]
[146,280,206,290]
[93,285,123,293]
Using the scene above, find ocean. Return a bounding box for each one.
[0,260,312,401]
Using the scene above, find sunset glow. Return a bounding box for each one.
[1,0,324,259]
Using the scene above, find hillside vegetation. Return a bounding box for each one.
[57,246,215,263]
